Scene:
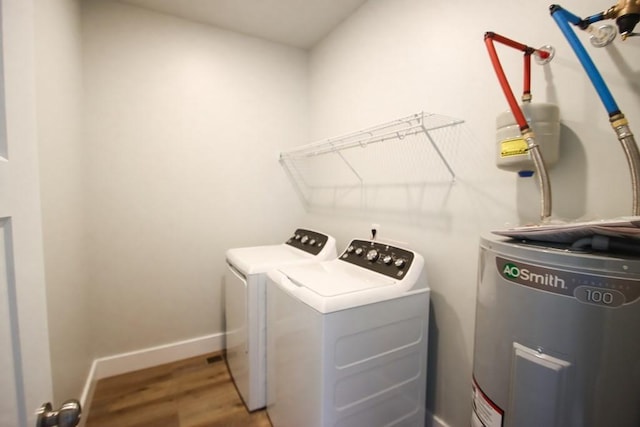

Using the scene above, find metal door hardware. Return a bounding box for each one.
[35,400,81,427]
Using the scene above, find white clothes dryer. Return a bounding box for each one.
[225,228,336,411]
[266,239,430,427]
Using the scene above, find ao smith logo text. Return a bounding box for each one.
[496,257,573,297]
[502,262,568,289]
[495,256,640,307]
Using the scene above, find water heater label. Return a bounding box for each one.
[496,257,640,308]
[471,378,503,427]
[500,137,528,158]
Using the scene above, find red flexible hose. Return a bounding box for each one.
[488,32,528,51]
[523,53,532,97]
[484,32,549,131]
[484,35,529,129]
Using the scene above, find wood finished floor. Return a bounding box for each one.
[84,352,272,427]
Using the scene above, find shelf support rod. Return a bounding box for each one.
[419,113,456,180]
[335,150,363,185]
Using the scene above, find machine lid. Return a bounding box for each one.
[226,244,327,275]
[277,261,396,297]
[225,229,337,274]
[271,249,427,314]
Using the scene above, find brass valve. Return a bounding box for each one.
[604,0,640,39]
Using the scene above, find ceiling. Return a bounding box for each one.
[117,0,368,49]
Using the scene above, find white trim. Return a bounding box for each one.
[79,360,97,408]
[426,411,450,427]
[78,332,225,420]
[78,361,98,427]
[94,333,225,380]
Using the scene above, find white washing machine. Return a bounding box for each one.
[266,239,430,427]
[224,228,336,411]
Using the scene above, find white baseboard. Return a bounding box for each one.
[79,332,225,411]
[426,411,450,427]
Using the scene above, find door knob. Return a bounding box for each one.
[36,399,81,427]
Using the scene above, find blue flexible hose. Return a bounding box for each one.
[550,5,620,116]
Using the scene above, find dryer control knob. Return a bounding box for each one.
[366,249,379,262]
[383,255,393,265]
[355,247,364,256]
[346,245,355,253]
[301,235,309,244]
[294,234,301,240]
[394,258,406,268]
[309,239,316,245]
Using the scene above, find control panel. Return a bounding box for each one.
[339,239,415,279]
[286,229,330,255]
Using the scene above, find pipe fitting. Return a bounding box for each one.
[605,0,640,39]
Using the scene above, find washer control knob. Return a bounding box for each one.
[383,255,393,265]
[394,258,407,268]
[309,239,316,245]
[294,234,301,240]
[301,235,309,244]
[346,245,355,253]
[355,247,364,256]
[366,249,379,262]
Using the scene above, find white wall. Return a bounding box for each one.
[81,0,306,357]
[35,0,91,404]
[305,0,640,426]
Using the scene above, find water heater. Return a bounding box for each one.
[472,235,640,427]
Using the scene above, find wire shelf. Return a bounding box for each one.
[280,111,465,209]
